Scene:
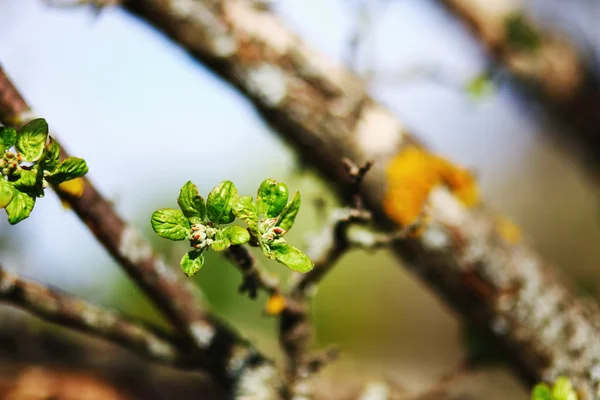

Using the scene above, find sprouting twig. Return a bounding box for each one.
[0,65,280,395]
[0,265,186,366]
[0,65,209,351]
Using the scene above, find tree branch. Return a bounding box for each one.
[120,1,600,398]
[0,265,186,366]
[436,0,600,168]
[0,65,281,397]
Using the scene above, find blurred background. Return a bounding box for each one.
[2,0,600,398]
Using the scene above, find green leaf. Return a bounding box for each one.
[177,181,206,224]
[256,179,288,218]
[505,13,541,53]
[5,189,35,224]
[0,126,17,148]
[42,137,61,171]
[277,191,300,231]
[211,237,231,252]
[223,225,250,245]
[552,377,577,400]
[233,196,259,229]
[270,242,313,272]
[0,180,14,208]
[14,169,39,190]
[531,384,553,400]
[47,157,88,185]
[151,208,191,241]
[16,118,48,162]
[180,251,204,277]
[206,180,238,225]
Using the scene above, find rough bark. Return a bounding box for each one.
[437,0,600,168]
[0,266,185,366]
[0,65,281,398]
[122,1,600,398]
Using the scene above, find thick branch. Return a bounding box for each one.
[436,0,600,168]
[0,65,280,397]
[0,265,186,366]
[122,1,600,398]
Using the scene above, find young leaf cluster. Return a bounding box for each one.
[531,377,578,400]
[0,119,88,224]
[151,179,314,277]
[233,179,312,273]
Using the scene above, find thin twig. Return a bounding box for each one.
[0,265,186,366]
[226,245,280,299]
[280,159,389,398]
[292,158,415,296]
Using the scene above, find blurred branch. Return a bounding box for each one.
[436,0,600,167]
[0,65,280,397]
[0,325,226,399]
[120,1,600,398]
[0,265,187,366]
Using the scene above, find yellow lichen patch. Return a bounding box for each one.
[265,293,286,316]
[495,217,522,244]
[437,160,480,207]
[57,178,85,209]
[384,146,480,226]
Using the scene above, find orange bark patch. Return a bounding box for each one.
[384,146,480,226]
